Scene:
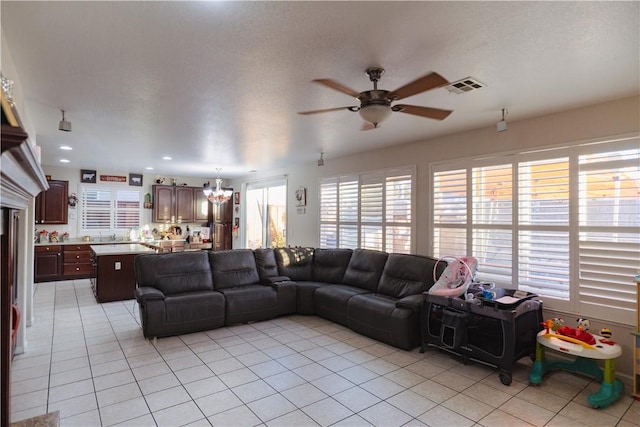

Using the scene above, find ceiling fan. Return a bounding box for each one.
[298,67,453,128]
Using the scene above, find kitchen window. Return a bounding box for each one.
[431,135,640,325]
[79,185,142,234]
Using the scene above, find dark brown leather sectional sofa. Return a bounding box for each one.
[134,247,445,350]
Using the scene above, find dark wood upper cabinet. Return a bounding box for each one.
[152,185,174,223]
[153,185,203,224]
[35,180,68,224]
[175,186,194,223]
[194,187,209,222]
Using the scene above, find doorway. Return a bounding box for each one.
[245,180,287,249]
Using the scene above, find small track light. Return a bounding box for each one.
[58,109,72,132]
[317,152,325,167]
[496,108,508,132]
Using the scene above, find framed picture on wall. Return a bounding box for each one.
[295,187,306,207]
[234,192,240,204]
[129,173,143,186]
[80,169,96,183]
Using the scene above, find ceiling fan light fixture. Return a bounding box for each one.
[358,104,391,127]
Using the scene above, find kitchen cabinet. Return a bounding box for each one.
[152,185,196,223]
[209,195,233,251]
[62,244,94,279]
[175,186,194,223]
[194,187,209,222]
[34,245,63,282]
[35,179,68,224]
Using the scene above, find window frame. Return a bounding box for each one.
[78,183,142,235]
[319,165,416,253]
[429,134,639,325]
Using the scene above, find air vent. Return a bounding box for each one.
[445,77,485,94]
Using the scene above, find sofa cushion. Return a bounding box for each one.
[209,249,260,290]
[135,252,214,296]
[313,248,353,283]
[376,253,439,299]
[314,285,370,326]
[254,248,279,281]
[341,249,388,291]
[220,285,279,324]
[347,293,421,350]
[274,247,314,281]
[165,291,225,325]
[294,281,326,314]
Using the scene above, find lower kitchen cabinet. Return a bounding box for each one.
[62,244,95,279]
[34,245,62,282]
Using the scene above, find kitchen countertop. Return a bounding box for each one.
[34,238,187,246]
[90,243,156,256]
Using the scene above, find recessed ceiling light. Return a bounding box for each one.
[162,156,172,160]
[145,166,154,170]
[59,159,70,163]
[59,145,72,150]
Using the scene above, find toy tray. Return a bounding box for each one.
[475,288,538,309]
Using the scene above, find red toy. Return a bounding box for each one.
[557,325,596,345]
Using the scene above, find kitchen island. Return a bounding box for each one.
[90,244,155,302]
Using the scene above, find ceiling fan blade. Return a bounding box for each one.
[298,106,354,115]
[389,72,449,100]
[392,104,453,120]
[313,79,361,98]
[361,122,378,131]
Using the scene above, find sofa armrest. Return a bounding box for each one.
[135,287,165,303]
[262,276,291,285]
[395,294,425,312]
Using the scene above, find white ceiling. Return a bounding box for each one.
[2,1,638,179]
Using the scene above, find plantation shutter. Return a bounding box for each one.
[472,164,513,285]
[115,189,142,229]
[338,177,359,249]
[577,148,640,320]
[319,178,338,248]
[517,157,570,298]
[80,185,141,233]
[319,167,414,252]
[433,169,467,257]
[361,172,383,251]
[384,172,412,253]
[81,187,112,230]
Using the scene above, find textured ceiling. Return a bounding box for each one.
[2,1,638,178]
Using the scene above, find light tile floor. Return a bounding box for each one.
[10,279,640,427]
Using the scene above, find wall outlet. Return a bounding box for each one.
[115,261,121,270]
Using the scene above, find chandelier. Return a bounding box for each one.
[203,170,232,204]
